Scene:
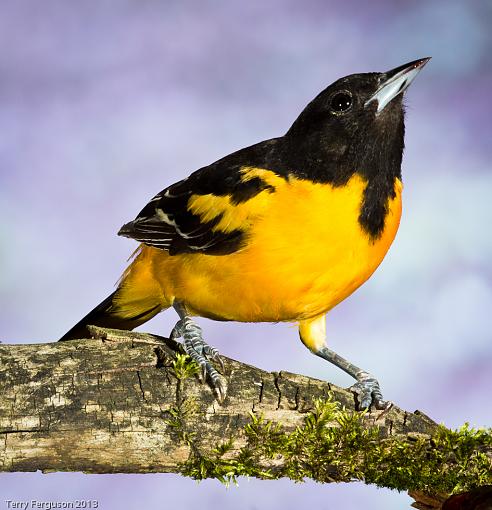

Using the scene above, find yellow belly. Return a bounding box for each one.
[123,172,402,323]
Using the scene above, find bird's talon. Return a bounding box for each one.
[202,344,224,371]
[200,363,207,384]
[213,376,228,404]
[216,356,225,372]
[350,375,387,411]
[177,316,227,401]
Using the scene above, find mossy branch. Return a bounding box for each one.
[0,327,490,510]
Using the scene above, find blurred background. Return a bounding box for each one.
[0,0,491,508]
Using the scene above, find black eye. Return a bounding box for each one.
[330,91,353,113]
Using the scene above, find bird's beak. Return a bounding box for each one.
[365,57,431,114]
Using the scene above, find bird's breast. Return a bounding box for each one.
[237,172,403,319]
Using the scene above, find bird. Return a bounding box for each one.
[60,57,430,410]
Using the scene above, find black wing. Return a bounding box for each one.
[118,138,283,255]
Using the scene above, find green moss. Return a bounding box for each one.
[171,353,200,380]
[164,396,199,446]
[179,395,492,494]
[164,352,200,445]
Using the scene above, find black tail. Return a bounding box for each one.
[60,291,117,340]
[59,290,161,341]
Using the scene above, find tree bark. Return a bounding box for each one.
[0,327,490,510]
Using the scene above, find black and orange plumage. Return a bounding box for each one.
[60,58,430,408]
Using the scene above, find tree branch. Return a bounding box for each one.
[0,327,490,509]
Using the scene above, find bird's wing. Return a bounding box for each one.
[118,148,284,255]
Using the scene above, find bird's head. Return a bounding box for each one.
[285,58,430,183]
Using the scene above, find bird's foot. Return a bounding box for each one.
[350,371,391,411]
[171,317,227,403]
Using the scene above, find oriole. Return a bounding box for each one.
[60,58,430,409]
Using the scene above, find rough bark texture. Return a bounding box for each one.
[0,327,489,510]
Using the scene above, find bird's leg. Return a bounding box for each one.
[315,346,390,410]
[171,302,227,402]
[299,315,391,411]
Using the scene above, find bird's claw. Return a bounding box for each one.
[212,375,228,404]
[202,344,225,371]
[172,317,227,403]
[350,372,390,411]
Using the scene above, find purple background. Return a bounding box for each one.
[1,1,491,509]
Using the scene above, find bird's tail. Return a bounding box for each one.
[59,246,170,341]
[60,291,116,340]
[59,289,162,341]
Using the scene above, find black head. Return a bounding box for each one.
[285,58,430,185]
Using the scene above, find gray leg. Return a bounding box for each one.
[315,346,390,410]
[300,315,390,411]
[171,302,227,402]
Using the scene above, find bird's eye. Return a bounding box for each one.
[330,91,353,114]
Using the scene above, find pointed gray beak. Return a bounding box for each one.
[365,57,431,114]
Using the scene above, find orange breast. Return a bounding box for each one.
[145,172,402,322]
